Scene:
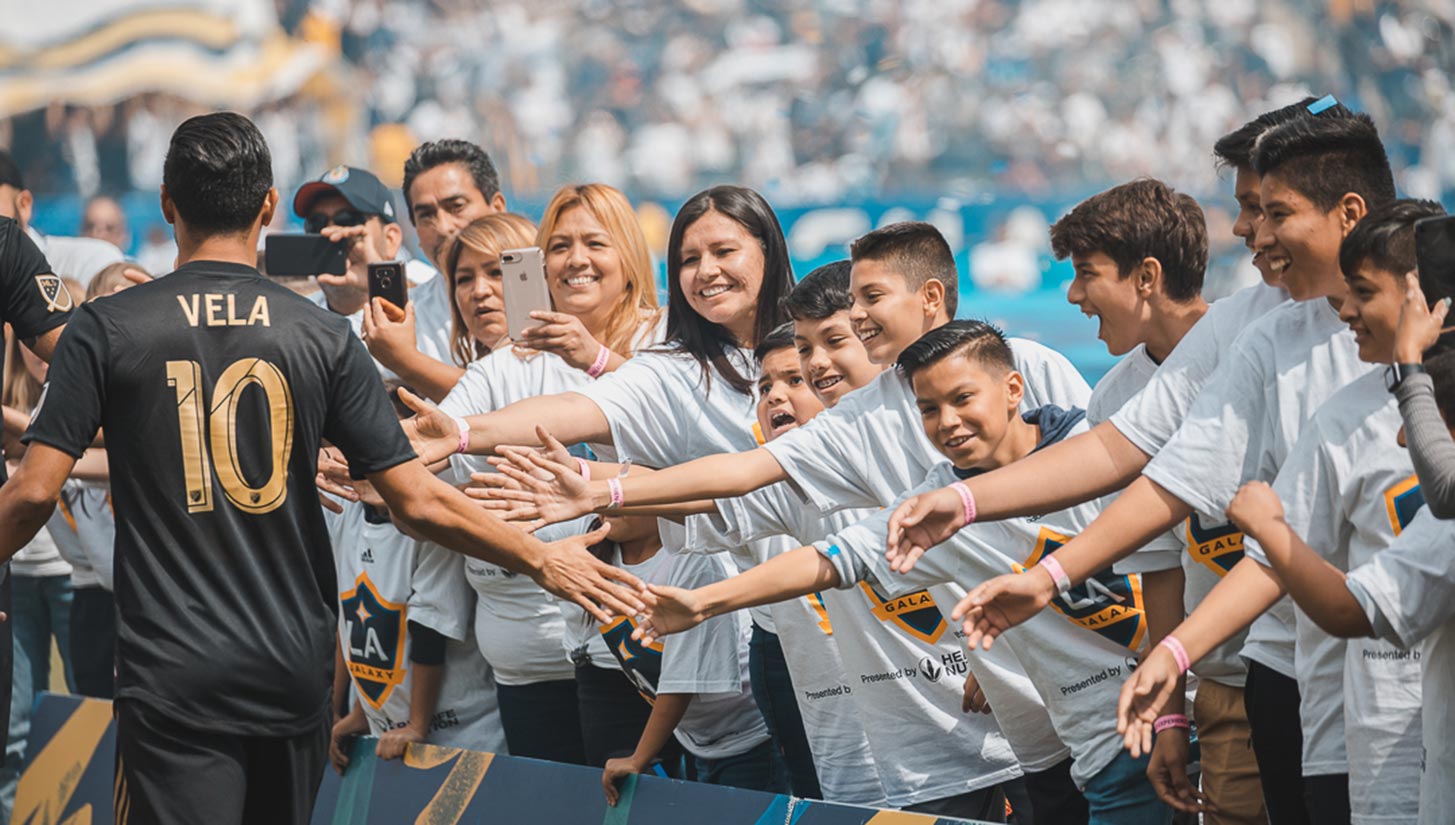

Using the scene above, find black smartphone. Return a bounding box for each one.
[264,233,347,277]
[367,261,408,311]
[1416,216,1455,286]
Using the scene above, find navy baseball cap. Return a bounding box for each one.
[293,165,397,223]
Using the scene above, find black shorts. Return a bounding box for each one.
[113,699,328,825]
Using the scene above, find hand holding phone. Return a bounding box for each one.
[264,233,348,278]
[501,247,553,340]
[367,261,408,313]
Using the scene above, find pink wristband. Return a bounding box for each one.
[454,416,470,455]
[1153,714,1190,734]
[605,477,624,509]
[576,457,591,479]
[1037,555,1072,596]
[950,481,977,527]
[586,344,611,378]
[1159,635,1192,675]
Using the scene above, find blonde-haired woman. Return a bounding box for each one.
[436,185,664,765]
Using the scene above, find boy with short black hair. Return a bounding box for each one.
[782,260,884,406]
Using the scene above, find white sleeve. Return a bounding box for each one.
[406,542,475,641]
[1109,310,1223,455]
[1243,419,1347,574]
[1009,338,1092,411]
[437,357,503,419]
[1345,518,1455,648]
[658,554,745,695]
[573,353,692,467]
[818,483,960,597]
[1143,346,1276,517]
[760,399,891,512]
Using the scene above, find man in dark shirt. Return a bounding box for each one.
[0,113,644,825]
[0,215,72,757]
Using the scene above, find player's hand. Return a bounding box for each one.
[518,311,609,373]
[1394,272,1453,364]
[952,566,1056,650]
[536,520,647,623]
[317,224,384,289]
[886,486,967,574]
[376,724,425,760]
[361,297,417,370]
[1147,725,1209,814]
[632,584,708,646]
[961,671,991,714]
[329,710,369,775]
[397,388,467,465]
[1117,645,1182,759]
[1225,481,1284,540]
[602,756,646,806]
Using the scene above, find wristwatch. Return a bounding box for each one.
[1385,362,1426,393]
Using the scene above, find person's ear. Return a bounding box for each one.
[1004,369,1025,410]
[160,185,176,226]
[382,221,404,257]
[257,188,279,229]
[1337,192,1368,236]
[15,189,32,228]
[490,192,507,213]
[922,278,947,318]
[1136,257,1162,298]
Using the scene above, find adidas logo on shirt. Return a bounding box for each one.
[361,548,375,564]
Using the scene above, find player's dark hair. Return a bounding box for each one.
[0,149,23,190]
[1213,97,1355,171]
[665,185,794,394]
[1050,178,1207,303]
[1252,113,1395,212]
[896,319,1014,381]
[851,222,959,317]
[784,260,852,321]
[163,112,273,235]
[754,322,797,364]
[402,139,502,221]
[1339,199,1450,298]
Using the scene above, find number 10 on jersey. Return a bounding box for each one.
[166,358,296,515]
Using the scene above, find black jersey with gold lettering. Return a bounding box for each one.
[24,260,414,736]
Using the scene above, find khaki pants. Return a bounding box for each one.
[1194,679,1268,825]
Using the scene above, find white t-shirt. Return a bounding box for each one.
[822,456,1145,790]
[1110,282,1288,456]
[763,338,1091,515]
[1346,508,1455,825]
[310,272,454,380]
[688,484,1060,806]
[1245,373,1423,813]
[327,502,506,753]
[603,546,770,760]
[1144,298,1373,679]
[47,480,115,590]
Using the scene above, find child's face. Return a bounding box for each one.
[1338,263,1405,364]
[1255,173,1353,301]
[756,348,825,440]
[911,354,1022,470]
[793,311,882,407]
[849,259,936,366]
[1232,167,1280,287]
[1065,251,1147,357]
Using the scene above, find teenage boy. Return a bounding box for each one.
[1122,200,1448,825]
[636,322,1168,823]
[1220,346,1455,825]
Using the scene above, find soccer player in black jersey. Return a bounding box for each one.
[0,113,644,825]
[0,215,72,756]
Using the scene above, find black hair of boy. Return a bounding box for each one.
[1049,178,1208,302]
[1339,199,1450,299]
[896,319,1014,381]
[850,222,959,318]
[1213,97,1355,171]
[402,139,502,219]
[754,322,798,364]
[162,112,272,235]
[664,185,795,394]
[1251,113,1395,212]
[1423,348,1455,422]
[784,260,852,321]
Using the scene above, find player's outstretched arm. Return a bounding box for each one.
[887,421,1151,572]
[1226,481,1372,638]
[633,546,841,646]
[400,388,612,466]
[0,443,75,562]
[369,459,645,623]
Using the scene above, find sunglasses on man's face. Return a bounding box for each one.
[305,208,375,234]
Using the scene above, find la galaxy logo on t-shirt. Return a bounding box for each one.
[1185,514,1244,577]
[1384,474,1425,535]
[856,582,946,645]
[601,616,665,703]
[1019,527,1147,651]
[339,572,407,709]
